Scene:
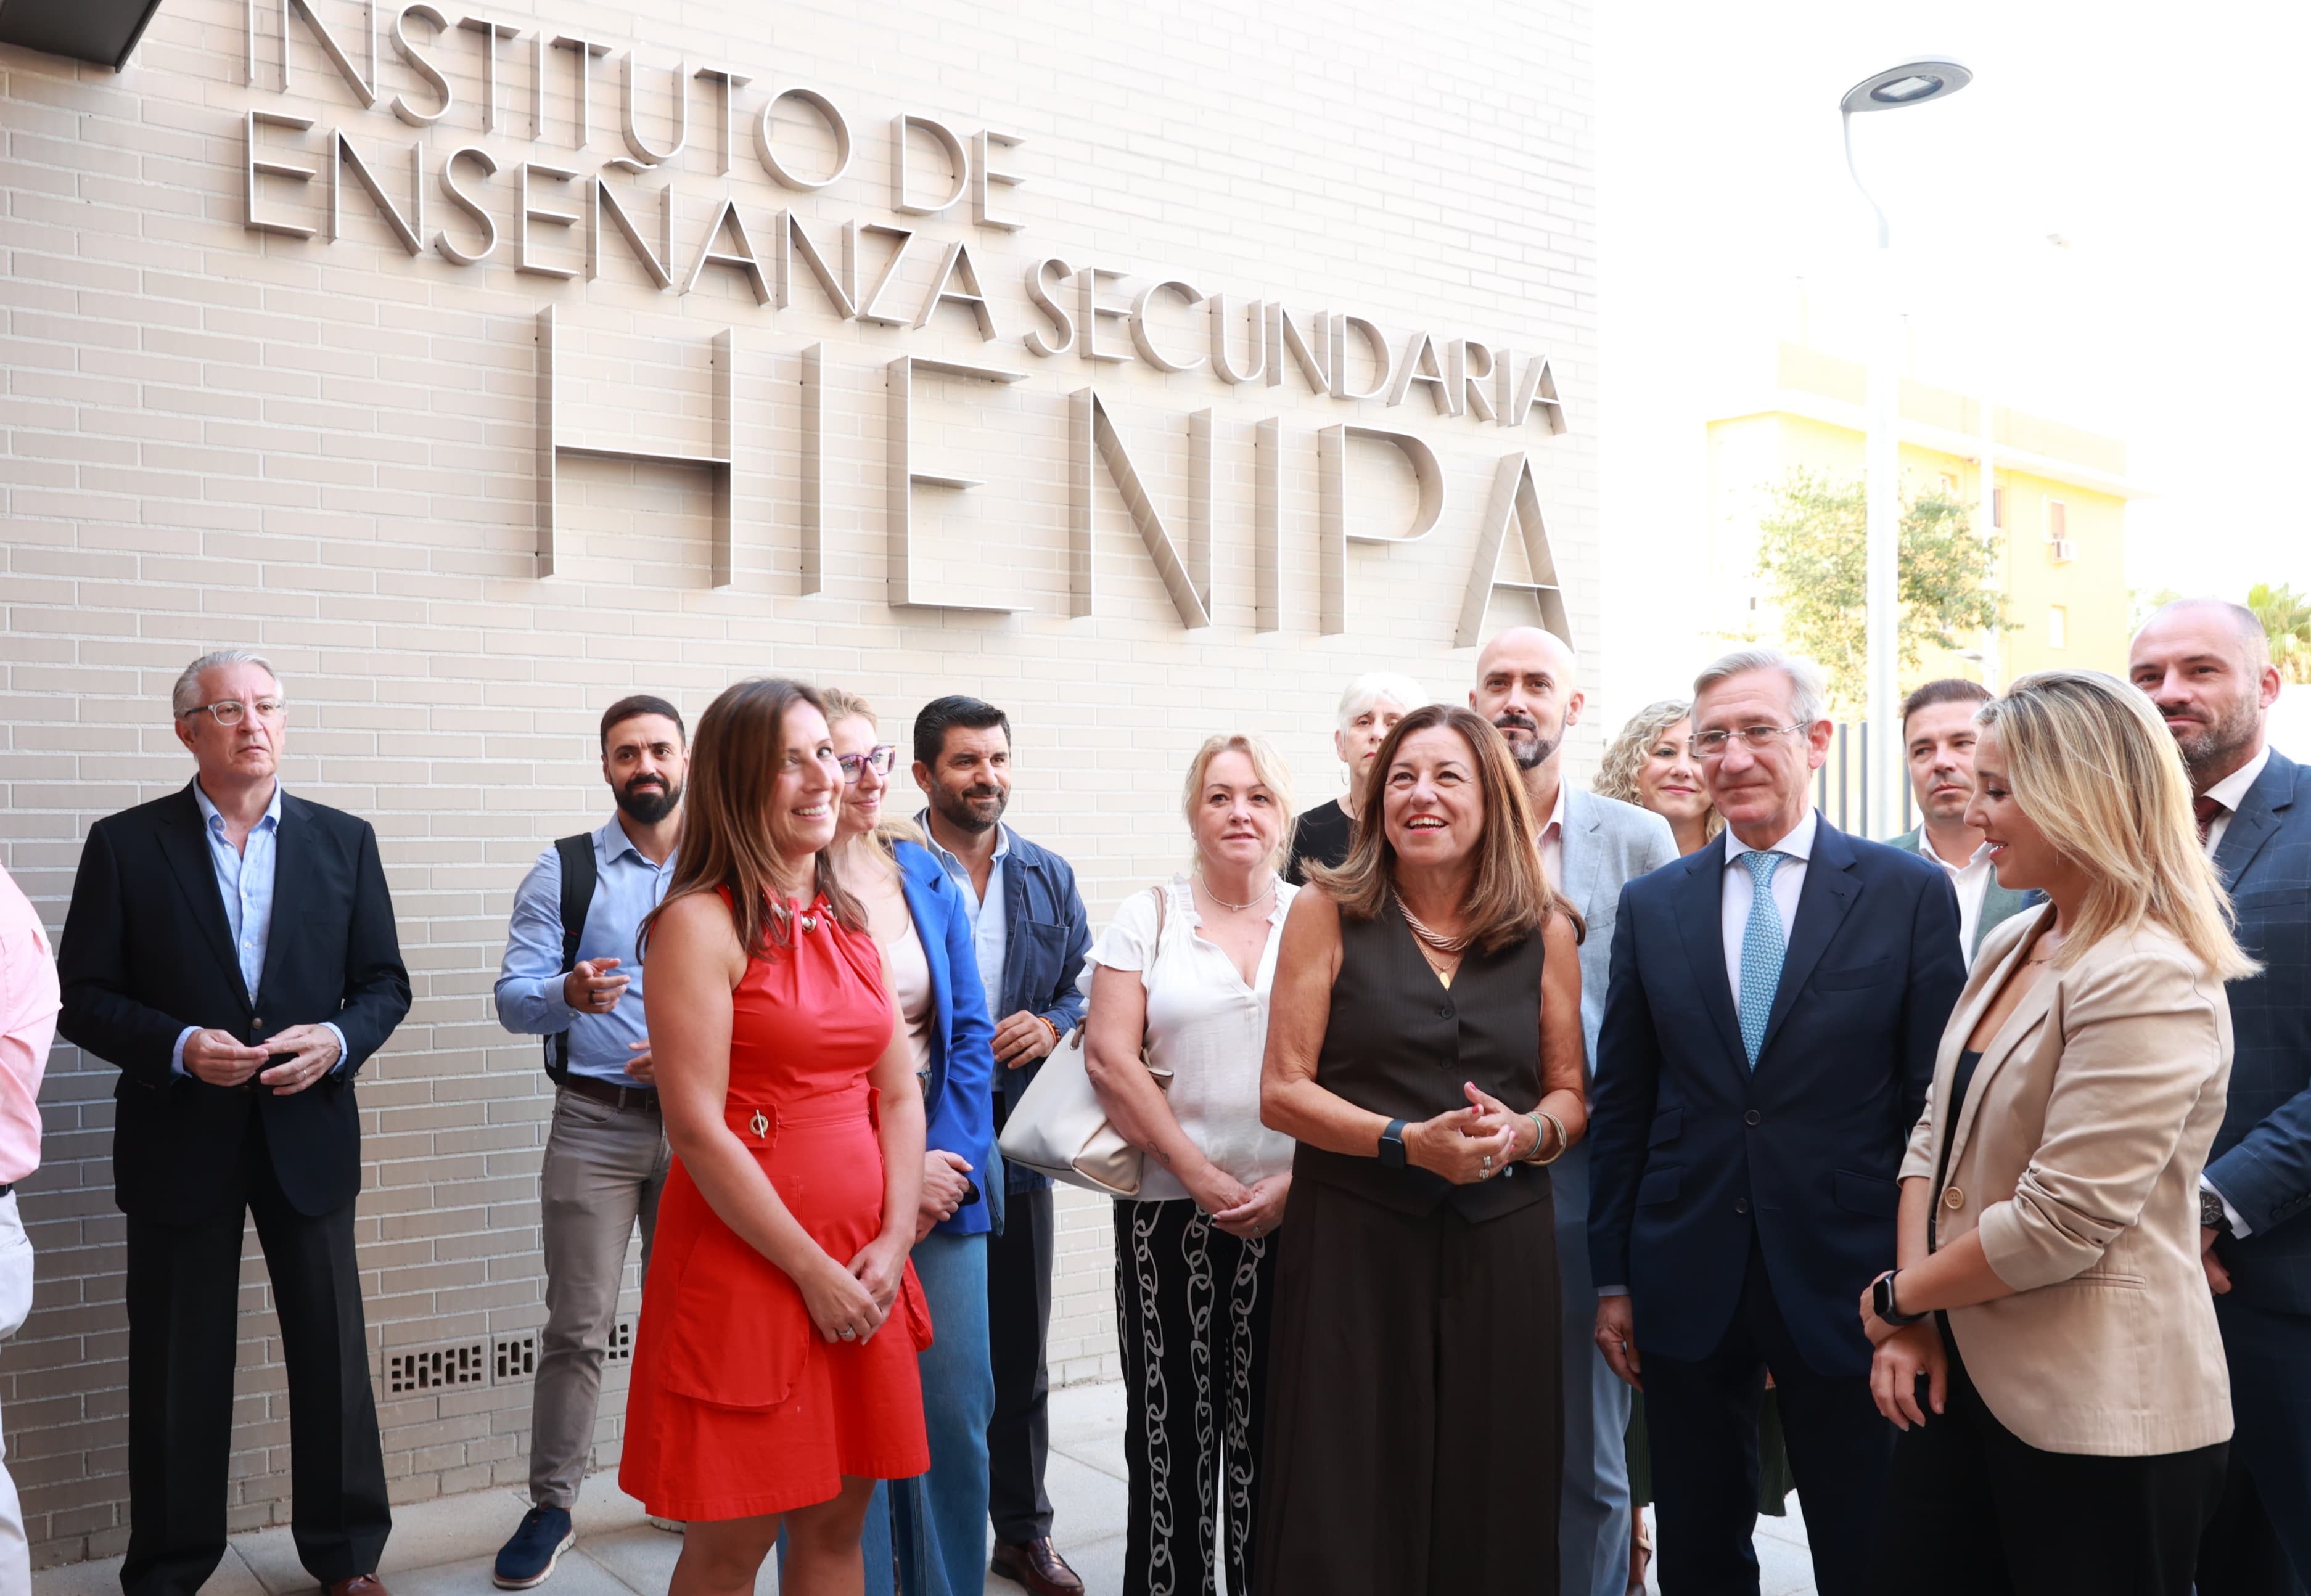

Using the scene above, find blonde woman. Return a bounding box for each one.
[1083,734,1300,1596]
[1863,669,2253,1593]
[1595,698,1721,857]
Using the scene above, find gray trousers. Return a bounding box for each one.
[530,1087,670,1510]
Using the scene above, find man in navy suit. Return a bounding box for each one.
[1589,647,1965,1596]
[2135,601,2311,1596]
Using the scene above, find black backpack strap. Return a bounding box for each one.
[546,833,598,1082]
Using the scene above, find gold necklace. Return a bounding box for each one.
[1197,870,1275,914]
[1400,902,1472,954]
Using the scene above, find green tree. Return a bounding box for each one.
[2247,581,2311,684]
[1754,470,2006,709]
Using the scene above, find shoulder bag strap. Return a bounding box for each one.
[547,833,597,1082]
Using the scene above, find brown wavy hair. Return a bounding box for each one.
[641,677,863,959]
[1307,702,1581,952]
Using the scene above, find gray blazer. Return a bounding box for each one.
[1560,788,1678,1079]
[1886,824,2037,962]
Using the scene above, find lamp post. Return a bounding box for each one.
[1840,58,1972,837]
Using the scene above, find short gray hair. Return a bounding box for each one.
[1692,647,1827,729]
[1335,671,1431,734]
[171,649,281,716]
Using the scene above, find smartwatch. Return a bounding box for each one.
[1872,1270,1927,1329]
[1377,1118,1408,1171]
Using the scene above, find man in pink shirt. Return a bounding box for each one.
[0,861,57,1596]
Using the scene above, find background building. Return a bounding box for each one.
[1704,341,2139,697]
[0,0,1599,1567]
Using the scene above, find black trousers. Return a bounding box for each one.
[986,1182,1056,1544]
[2198,1296,2311,1596]
[121,1116,389,1596]
[1876,1324,2225,1595]
[1640,1244,1891,1596]
[1114,1198,1276,1596]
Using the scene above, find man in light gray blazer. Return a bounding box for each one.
[1884,678,2037,967]
[1473,628,1678,1596]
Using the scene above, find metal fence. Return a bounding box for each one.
[1815,721,1916,838]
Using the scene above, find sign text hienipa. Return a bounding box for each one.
[237,0,1574,642]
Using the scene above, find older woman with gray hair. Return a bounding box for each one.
[1083,732,1300,1596]
[1285,671,1429,885]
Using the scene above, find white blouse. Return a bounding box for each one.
[1086,874,1300,1200]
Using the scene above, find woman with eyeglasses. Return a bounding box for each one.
[810,687,1000,1596]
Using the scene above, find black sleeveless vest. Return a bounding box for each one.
[1293,896,1551,1220]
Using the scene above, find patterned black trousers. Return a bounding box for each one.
[1113,1196,1279,1596]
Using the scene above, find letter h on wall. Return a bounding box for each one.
[535,305,734,584]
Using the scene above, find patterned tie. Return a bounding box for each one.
[2194,794,2224,849]
[1738,851,1787,1069]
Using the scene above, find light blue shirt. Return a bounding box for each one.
[494,817,676,1087]
[170,780,348,1076]
[922,816,1011,1013]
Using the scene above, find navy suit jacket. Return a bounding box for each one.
[1588,815,1966,1378]
[2206,748,2311,1312]
[56,784,410,1222]
[893,839,1000,1235]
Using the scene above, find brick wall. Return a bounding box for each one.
[0,0,1595,1565]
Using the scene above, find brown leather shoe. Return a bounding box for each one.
[326,1579,390,1596]
[990,1538,1083,1596]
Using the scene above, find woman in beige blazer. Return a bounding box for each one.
[1859,669,2254,1595]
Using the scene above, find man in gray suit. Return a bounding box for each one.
[1472,627,1677,1596]
[1884,677,2036,967]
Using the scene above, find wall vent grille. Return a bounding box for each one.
[493,1335,537,1382]
[385,1342,488,1393]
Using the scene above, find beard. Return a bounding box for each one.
[933,780,1009,835]
[1491,708,1567,772]
[615,775,681,825]
[2165,691,2262,784]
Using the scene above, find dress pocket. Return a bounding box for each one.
[898,1260,935,1354]
[658,1220,813,1409]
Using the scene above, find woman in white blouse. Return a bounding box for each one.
[1085,732,1299,1596]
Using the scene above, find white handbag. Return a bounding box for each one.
[998,886,1172,1198]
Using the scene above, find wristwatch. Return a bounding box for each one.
[1872,1270,1928,1329]
[2201,1188,2235,1235]
[1377,1118,1408,1171]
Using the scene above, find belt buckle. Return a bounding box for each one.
[749,1110,770,1140]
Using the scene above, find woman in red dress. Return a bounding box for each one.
[622,678,932,1596]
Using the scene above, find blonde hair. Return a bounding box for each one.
[1311,704,1583,953]
[1595,698,1724,843]
[1180,732,1296,872]
[818,686,926,852]
[1981,669,2256,980]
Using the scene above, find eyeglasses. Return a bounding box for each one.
[178,697,287,727]
[1691,722,1808,758]
[837,745,897,784]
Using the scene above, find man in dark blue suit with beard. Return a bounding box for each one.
[2136,600,2311,1596]
[1590,647,1964,1596]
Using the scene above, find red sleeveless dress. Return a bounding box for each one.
[619,894,932,1520]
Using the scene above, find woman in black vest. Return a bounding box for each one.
[1254,702,1587,1595]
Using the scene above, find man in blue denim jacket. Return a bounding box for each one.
[913,696,1090,1596]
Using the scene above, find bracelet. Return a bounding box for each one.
[1525,1110,1568,1166]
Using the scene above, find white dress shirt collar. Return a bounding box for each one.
[1722,806,1818,869]
[2203,744,2272,817]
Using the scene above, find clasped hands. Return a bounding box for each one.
[181,1024,342,1094]
[1858,1274,1947,1431]
[1403,1082,1548,1185]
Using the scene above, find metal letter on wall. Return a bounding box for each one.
[535,305,734,586]
[1316,424,1445,636]
[886,354,1028,612]
[1456,451,1569,648]
[1067,390,1213,629]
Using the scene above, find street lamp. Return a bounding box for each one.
[1841,57,1971,838]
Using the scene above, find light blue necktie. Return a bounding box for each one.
[1737,850,1787,1068]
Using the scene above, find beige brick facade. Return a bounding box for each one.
[0,0,1596,1566]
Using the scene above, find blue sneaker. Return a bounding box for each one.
[493,1506,575,1590]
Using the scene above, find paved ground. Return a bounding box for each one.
[32,1379,1818,1595]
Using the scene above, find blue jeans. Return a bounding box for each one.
[781,1231,993,1596]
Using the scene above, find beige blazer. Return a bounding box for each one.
[1900,907,2235,1456]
